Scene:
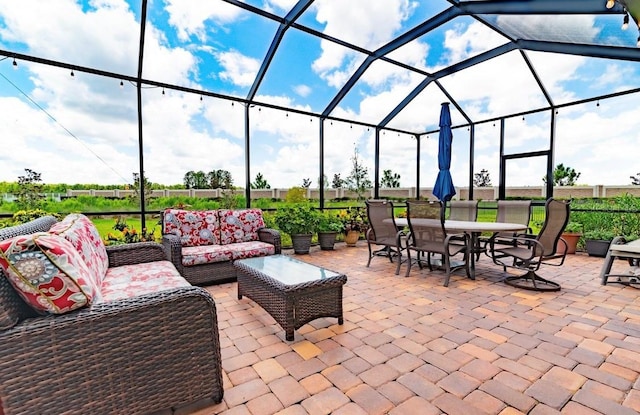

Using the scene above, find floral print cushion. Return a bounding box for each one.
[229,241,276,260]
[219,209,265,245]
[181,245,234,266]
[49,213,109,287]
[163,209,220,247]
[97,261,190,303]
[0,232,100,314]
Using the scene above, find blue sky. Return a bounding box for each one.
[0,0,639,190]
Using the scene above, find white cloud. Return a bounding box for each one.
[293,84,312,97]
[216,50,260,87]
[164,0,242,41]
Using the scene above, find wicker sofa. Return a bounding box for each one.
[0,215,223,415]
[161,208,281,285]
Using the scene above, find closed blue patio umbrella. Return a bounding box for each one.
[432,102,456,202]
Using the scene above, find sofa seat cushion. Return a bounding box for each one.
[163,209,220,247]
[181,245,234,266]
[228,241,276,261]
[98,260,190,303]
[49,213,109,287]
[0,232,100,314]
[181,241,276,266]
[219,209,265,244]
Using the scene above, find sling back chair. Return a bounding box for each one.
[489,198,569,291]
[479,200,532,259]
[404,199,470,286]
[365,199,406,275]
[448,200,479,221]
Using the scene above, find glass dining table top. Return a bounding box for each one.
[392,218,528,233]
[235,255,344,286]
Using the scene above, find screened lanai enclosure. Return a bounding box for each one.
[1,0,640,212]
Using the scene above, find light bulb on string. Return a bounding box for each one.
[119,80,124,89]
[70,69,74,77]
[622,12,629,30]
[606,0,615,9]
[12,58,17,69]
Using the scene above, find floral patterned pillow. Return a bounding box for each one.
[49,213,109,287]
[0,232,100,314]
[219,209,265,245]
[163,209,220,247]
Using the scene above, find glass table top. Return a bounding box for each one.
[236,255,343,285]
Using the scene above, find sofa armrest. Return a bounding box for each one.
[259,227,282,254]
[0,286,223,414]
[161,234,184,273]
[106,241,166,267]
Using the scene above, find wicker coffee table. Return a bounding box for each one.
[234,255,347,341]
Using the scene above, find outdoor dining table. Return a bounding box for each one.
[392,218,528,280]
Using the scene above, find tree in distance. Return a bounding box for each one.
[251,172,270,189]
[346,146,372,200]
[543,163,581,186]
[380,169,401,188]
[474,169,491,187]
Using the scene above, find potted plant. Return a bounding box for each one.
[274,204,320,254]
[558,222,582,255]
[339,207,368,247]
[583,229,616,257]
[317,211,345,250]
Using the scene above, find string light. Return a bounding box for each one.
[70,69,74,77]
[12,58,17,69]
[161,87,165,95]
[119,80,124,88]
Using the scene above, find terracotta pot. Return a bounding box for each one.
[558,233,581,255]
[344,230,360,246]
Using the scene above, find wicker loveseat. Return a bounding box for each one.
[0,215,223,415]
[161,208,281,285]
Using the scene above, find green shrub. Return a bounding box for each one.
[317,210,345,233]
[273,204,320,235]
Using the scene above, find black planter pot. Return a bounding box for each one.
[318,232,338,250]
[585,239,611,257]
[291,233,313,254]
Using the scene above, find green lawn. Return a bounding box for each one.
[92,216,163,242]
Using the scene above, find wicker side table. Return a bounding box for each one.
[234,255,347,341]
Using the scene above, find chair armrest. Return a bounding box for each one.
[162,234,184,273]
[258,227,282,254]
[0,286,223,414]
[106,241,166,267]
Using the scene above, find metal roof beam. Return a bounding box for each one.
[519,39,640,62]
[456,0,623,15]
[378,42,517,128]
[322,7,461,117]
[247,0,314,100]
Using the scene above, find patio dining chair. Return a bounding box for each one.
[478,200,532,259]
[489,198,570,291]
[404,199,470,286]
[448,200,479,221]
[365,199,407,275]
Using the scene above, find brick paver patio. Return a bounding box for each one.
[167,242,640,415]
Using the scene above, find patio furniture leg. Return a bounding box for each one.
[394,248,403,275]
[504,270,561,292]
